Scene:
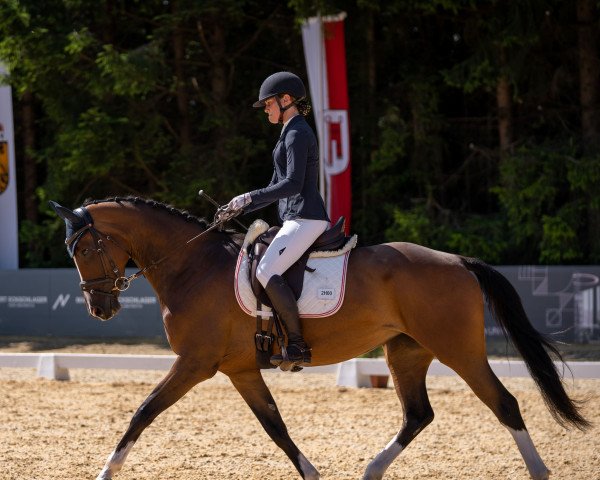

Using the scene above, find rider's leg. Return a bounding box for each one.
[265,274,310,365]
[256,218,329,366]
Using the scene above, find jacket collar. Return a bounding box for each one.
[280,114,302,138]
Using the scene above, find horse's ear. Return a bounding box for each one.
[48,200,80,224]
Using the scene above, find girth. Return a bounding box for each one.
[247,216,348,308]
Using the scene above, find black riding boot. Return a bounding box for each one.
[265,275,311,367]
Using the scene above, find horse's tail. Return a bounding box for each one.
[460,256,590,431]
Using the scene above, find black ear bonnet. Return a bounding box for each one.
[48,201,94,257]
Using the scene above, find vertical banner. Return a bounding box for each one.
[302,13,352,233]
[0,64,19,269]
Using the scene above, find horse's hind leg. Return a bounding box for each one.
[449,359,550,480]
[363,334,434,480]
[229,369,320,480]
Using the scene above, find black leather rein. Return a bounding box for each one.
[66,206,224,298]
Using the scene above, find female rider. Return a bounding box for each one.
[221,71,330,368]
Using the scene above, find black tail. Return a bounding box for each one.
[461,256,590,430]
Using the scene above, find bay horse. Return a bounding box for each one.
[49,196,589,480]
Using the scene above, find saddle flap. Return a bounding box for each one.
[250,242,308,306]
[246,217,352,309]
[235,233,353,319]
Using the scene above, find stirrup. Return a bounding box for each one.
[277,361,304,372]
[270,344,312,369]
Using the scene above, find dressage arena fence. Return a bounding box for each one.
[0,353,598,384]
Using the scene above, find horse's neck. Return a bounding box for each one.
[125,214,236,295]
[129,217,208,269]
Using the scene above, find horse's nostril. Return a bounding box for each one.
[91,306,104,318]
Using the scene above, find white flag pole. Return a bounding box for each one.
[317,13,326,202]
[302,14,329,211]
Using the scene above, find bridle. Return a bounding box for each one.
[65,209,137,300]
[66,206,227,301]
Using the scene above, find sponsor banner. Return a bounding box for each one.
[0,269,164,338]
[302,13,352,233]
[484,266,600,342]
[1,266,599,342]
[0,64,19,269]
[0,136,8,193]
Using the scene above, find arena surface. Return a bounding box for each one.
[0,341,598,480]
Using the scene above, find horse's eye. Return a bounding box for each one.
[81,248,90,257]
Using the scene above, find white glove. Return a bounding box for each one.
[228,192,251,211]
[215,193,250,224]
[215,206,239,224]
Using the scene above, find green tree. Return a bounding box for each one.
[2,0,599,266]
[1,0,302,266]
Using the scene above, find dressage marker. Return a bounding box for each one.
[0,353,598,384]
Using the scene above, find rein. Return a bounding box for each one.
[67,212,224,295]
[121,220,224,288]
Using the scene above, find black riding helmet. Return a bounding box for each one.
[252,71,306,108]
[253,72,308,124]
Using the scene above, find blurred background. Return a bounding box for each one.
[1,0,599,268]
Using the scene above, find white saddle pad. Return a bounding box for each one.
[234,220,357,318]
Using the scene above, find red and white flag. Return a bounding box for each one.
[302,13,352,234]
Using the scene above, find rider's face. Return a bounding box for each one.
[263,97,280,124]
[264,95,291,124]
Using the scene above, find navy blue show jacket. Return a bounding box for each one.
[244,115,330,224]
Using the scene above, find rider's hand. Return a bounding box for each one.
[215,205,239,224]
[215,193,250,224]
[228,193,251,211]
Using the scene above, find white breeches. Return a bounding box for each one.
[256,218,329,288]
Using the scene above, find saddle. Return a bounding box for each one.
[247,216,348,308]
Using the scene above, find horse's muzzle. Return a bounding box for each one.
[83,290,121,321]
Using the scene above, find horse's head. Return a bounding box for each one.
[49,200,131,321]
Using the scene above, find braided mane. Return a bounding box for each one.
[83,196,210,229]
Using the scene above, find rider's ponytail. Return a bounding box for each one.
[296,99,312,117]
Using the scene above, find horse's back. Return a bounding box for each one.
[381,241,481,299]
[384,241,465,266]
[344,240,484,331]
[346,241,469,284]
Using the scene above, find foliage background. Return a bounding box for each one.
[1,0,599,267]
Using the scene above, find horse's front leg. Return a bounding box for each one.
[229,370,320,480]
[96,356,216,480]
